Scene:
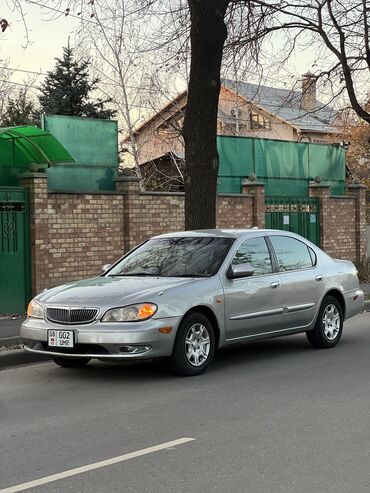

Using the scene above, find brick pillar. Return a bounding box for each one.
[19,172,49,296]
[348,183,367,260]
[242,180,265,228]
[115,176,141,252]
[309,183,331,253]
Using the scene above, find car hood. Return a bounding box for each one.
[36,276,195,307]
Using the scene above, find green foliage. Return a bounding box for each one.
[0,89,39,127]
[39,45,116,120]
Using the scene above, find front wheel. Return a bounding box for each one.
[52,356,91,368]
[306,296,343,348]
[169,312,215,376]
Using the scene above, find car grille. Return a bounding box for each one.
[46,307,99,325]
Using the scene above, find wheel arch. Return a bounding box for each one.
[180,305,221,349]
[323,289,346,318]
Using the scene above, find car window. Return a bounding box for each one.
[107,237,234,278]
[269,236,313,272]
[231,237,272,276]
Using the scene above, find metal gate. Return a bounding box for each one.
[0,187,31,314]
[265,196,320,246]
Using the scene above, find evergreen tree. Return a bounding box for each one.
[39,45,116,119]
[0,89,39,127]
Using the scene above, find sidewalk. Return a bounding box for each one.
[0,317,24,348]
[0,317,50,368]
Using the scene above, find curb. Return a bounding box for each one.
[364,300,370,312]
[0,336,22,347]
[0,348,50,369]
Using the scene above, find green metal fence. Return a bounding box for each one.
[217,135,345,196]
[42,114,118,192]
[265,195,320,245]
[0,187,31,313]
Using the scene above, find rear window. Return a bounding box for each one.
[269,236,313,272]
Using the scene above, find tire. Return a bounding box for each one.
[169,312,216,376]
[306,295,343,348]
[52,356,91,368]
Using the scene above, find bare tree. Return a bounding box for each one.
[6,0,370,229]
[77,0,177,179]
[143,0,370,228]
[0,57,14,120]
[242,0,370,124]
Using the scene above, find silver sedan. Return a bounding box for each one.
[21,229,364,376]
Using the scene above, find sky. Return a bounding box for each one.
[0,0,349,118]
[1,1,81,90]
[1,1,315,91]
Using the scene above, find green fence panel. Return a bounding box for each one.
[217,135,346,196]
[218,136,254,177]
[42,115,118,192]
[255,139,308,180]
[308,144,345,195]
[217,136,254,192]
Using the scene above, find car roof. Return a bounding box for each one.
[152,228,291,239]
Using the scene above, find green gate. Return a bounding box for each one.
[265,196,320,246]
[0,187,31,314]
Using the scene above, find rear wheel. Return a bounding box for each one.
[306,296,343,348]
[169,312,215,376]
[52,356,91,368]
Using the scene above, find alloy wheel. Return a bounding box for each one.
[322,303,340,341]
[185,323,210,367]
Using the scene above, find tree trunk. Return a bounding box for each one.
[183,0,229,230]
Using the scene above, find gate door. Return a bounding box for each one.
[0,188,30,314]
[265,196,320,246]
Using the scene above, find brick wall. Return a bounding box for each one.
[47,192,124,286]
[20,174,366,296]
[217,194,253,229]
[320,197,356,260]
[20,173,49,294]
[309,184,366,261]
[116,178,255,251]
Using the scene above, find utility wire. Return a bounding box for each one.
[24,0,155,43]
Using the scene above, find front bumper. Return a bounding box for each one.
[21,316,181,360]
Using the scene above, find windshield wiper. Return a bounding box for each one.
[170,274,210,278]
[107,272,157,277]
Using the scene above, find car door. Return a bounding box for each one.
[223,235,284,342]
[268,235,325,330]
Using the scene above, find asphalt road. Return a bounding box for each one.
[1,313,370,493]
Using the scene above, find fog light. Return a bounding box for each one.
[119,345,151,354]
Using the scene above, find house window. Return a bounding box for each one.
[250,111,271,130]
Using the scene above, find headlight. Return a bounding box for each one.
[101,303,157,322]
[27,299,44,319]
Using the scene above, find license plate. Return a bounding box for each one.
[48,330,74,348]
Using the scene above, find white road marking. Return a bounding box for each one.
[0,437,195,493]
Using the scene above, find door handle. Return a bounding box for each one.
[315,275,323,281]
[270,281,280,289]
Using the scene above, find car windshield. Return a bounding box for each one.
[107,237,234,278]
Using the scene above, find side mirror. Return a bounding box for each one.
[227,263,254,279]
[102,264,112,273]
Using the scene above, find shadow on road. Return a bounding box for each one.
[45,331,361,384]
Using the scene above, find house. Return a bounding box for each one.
[125,73,338,190]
